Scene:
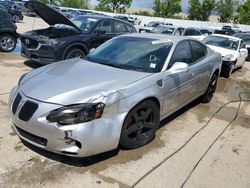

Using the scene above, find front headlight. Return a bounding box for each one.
[222,54,234,61]
[46,103,105,126]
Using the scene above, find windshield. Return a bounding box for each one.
[152,26,175,34]
[234,34,250,42]
[203,36,239,51]
[87,37,173,73]
[147,22,160,27]
[56,16,99,32]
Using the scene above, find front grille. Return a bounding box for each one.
[15,125,47,146]
[12,93,22,115]
[18,101,38,121]
[20,36,38,49]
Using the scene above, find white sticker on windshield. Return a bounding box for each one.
[150,63,156,68]
[152,39,172,45]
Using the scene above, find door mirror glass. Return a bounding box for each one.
[169,62,189,74]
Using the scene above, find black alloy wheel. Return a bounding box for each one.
[201,73,218,103]
[120,100,160,149]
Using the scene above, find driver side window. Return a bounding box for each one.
[169,41,192,68]
[96,20,112,33]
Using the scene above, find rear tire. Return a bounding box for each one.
[201,73,218,103]
[0,34,16,52]
[120,100,160,149]
[65,48,85,59]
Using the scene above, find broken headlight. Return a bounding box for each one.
[46,103,105,126]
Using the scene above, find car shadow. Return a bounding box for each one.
[24,60,43,69]
[21,99,201,167]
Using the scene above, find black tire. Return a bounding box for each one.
[223,62,235,78]
[12,14,20,22]
[120,100,160,149]
[201,73,218,103]
[0,34,16,52]
[65,48,85,59]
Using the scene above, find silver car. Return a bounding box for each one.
[9,34,221,157]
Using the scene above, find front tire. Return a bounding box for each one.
[223,62,235,78]
[120,100,160,149]
[12,14,21,22]
[65,48,85,59]
[0,34,16,52]
[201,73,218,103]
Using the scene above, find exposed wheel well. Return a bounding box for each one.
[139,97,161,109]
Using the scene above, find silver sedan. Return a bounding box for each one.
[9,34,222,157]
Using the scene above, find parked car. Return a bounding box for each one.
[20,1,136,64]
[150,26,205,40]
[9,33,221,157]
[59,8,72,19]
[199,29,212,35]
[0,9,18,52]
[150,25,183,35]
[234,33,250,61]
[203,34,248,78]
[139,21,163,33]
[113,15,128,22]
[0,2,23,22]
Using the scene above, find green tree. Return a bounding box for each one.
[96,0,132,13]
[133,10,152,16]
[235,0,250,24]
[215,0,238,23]
[153,0,182,18]
[60,0,89,9]
[188,0,215,21]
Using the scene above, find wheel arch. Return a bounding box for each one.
[63,42,89,59]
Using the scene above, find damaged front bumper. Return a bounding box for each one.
[8,87,127,157]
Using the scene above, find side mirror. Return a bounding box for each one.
[169,62,189,75]
[95,29,106,36]
[89,48,95,53]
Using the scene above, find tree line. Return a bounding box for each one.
[39,0,250,25]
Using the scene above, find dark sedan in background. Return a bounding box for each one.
[0,9,18,52]
[20,1,136,64]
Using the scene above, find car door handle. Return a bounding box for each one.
[190,72,195,76]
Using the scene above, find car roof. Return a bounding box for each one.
[211,34,241,41]
[120,33,193,43]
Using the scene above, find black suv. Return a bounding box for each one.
[0,9,18,52]
[0,2,23,22]
[20,1,136,64]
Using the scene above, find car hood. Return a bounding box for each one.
[206,45,237,57]
[20,58,151,105]
[25,1,80,31]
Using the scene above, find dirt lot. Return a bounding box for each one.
[0,16,250,188]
